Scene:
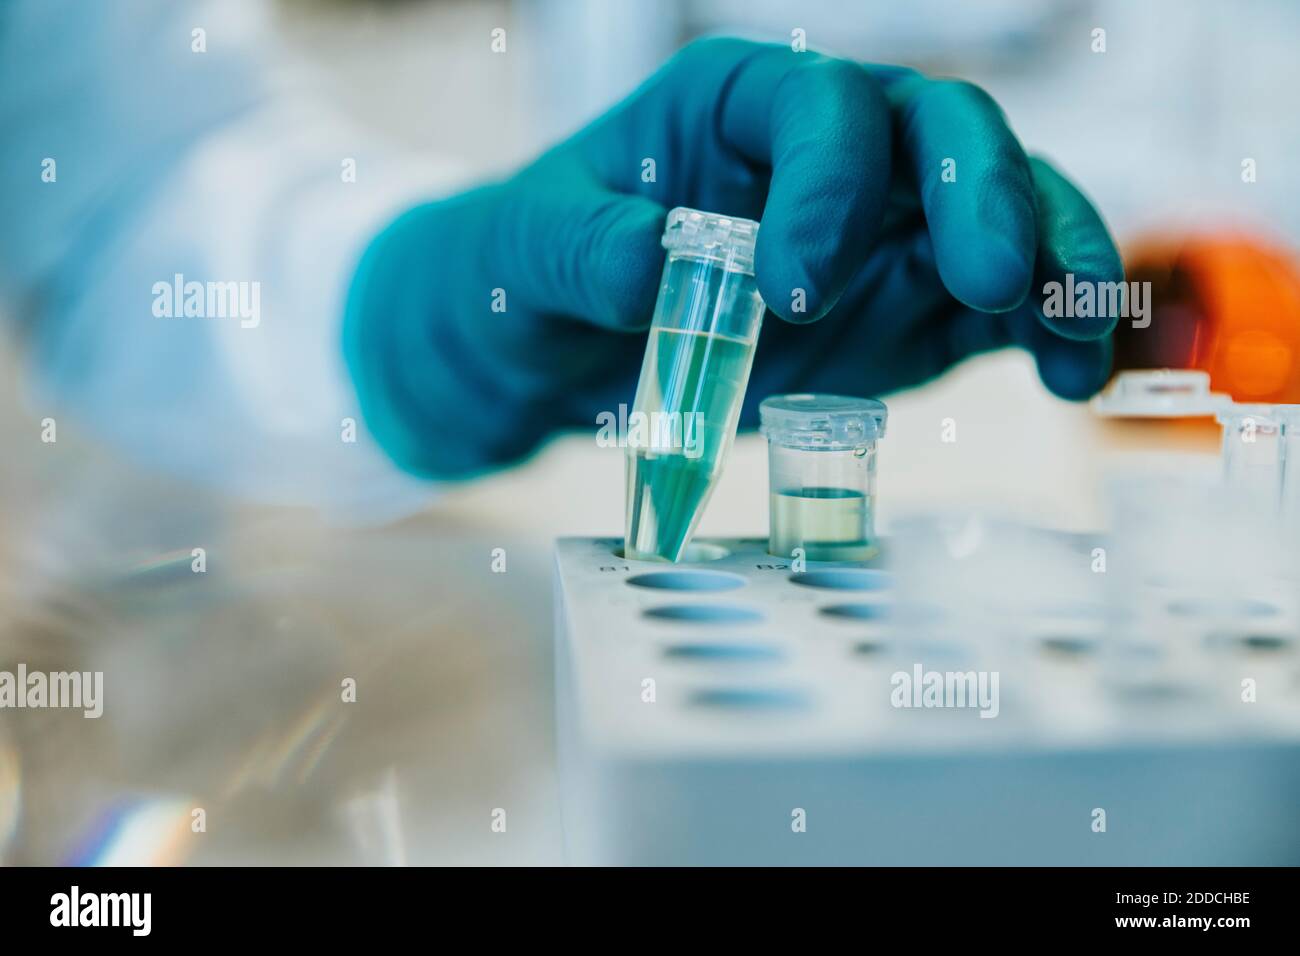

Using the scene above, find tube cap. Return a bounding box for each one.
[662,207,759,274]
[1216,403,1286,429]
[759,393,888,449]
[1091,369,1230,418]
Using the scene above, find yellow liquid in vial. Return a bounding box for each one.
[769,487,876,562]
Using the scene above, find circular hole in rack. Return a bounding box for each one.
[820,603,891,621]
[627,571,746,592]
[1039,635,1099,657]
[790,569,892,591]
[662,642,783,662]
[1240,633,1293,652]
[643,604,765,624]
[613,542,731,563]
[689,687,810,710]
[1206,632,1293,653]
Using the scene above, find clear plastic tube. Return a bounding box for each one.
[1272,405,1300,519]
[624,208,765,562]
[759,394,888,561]
[1217,404,1285,509]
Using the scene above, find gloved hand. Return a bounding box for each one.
[344,37,1124,478]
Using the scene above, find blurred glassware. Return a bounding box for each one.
[1117,233,1300,404]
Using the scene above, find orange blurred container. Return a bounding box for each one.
[1119,234,1300,403]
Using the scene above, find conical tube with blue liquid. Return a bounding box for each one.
[624,208,765,562]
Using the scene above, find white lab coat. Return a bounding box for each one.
[0,0,469,518]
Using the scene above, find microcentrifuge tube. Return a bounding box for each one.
[1273,405,1300,519]
[1217,404,1284,509]
[623,208,765,562]
[760,394,888,561]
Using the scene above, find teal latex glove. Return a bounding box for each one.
[344,38,1124,478]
